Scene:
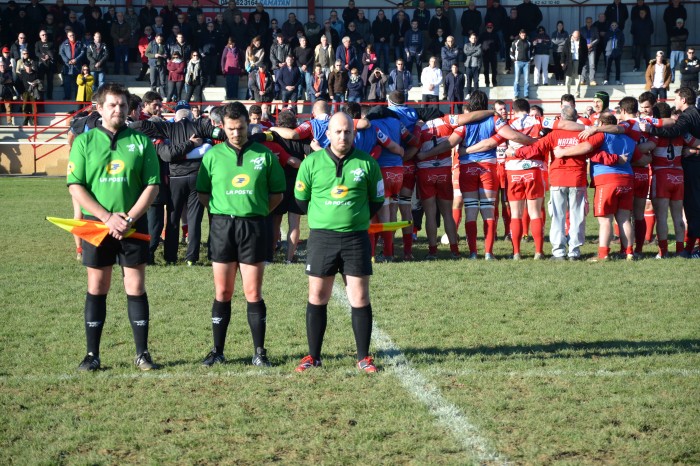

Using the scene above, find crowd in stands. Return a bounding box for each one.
[1,0,699,116]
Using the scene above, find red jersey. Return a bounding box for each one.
[415,115,457,169]
[652,135,685,172]
[506,114,543,170]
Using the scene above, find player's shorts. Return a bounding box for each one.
[451,162,460,190]
[593,182,634,217]
[306,229,372,277]
[496,162,507,190]
[381,166,403,199]
[208,214,270,264]
[273,172,304,216]
[417,166,454,201]
[633,171,651,198]
[402,164,416,191]
[82,215,149,268]
[651,171,684,201]
[506,168,545,201]
[459,162,498,194]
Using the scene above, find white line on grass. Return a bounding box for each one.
[424,368,700,378]
[331,284,508,465]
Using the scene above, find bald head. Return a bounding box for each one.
[313,99,330,116]
[560,105,577,122]
[327,112,354,157]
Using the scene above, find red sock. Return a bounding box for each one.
[644,209,656,242]
[466,221,477,254]
[675,241,684,254]
[450,243,460,254]
[484,219,496,254]
[402,233,413,256]
[370,233,377,256]
[686,237,698,252]
[382,231,394,257]
[625,245,634,255]
[428,244,438,255]
[658,239,668,257]
[598,246,610,258]
[614,222,620,238]
[531,218,544,254]
[452,208,462,228]
[510,218,523,254]
[634,220,646,253]
[522,208,530,237]
[182,224,188,238]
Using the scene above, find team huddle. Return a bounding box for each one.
[66,82,700,374]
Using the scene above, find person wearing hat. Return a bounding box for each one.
[668,18,688,84]
[0,61,15,125]
[590,90,610,125]
[645,51,671,100]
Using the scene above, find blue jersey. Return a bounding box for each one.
[458,116,505,164]
[388,104,419,132]
[296,115,331,148]
[591,134,635,178]
[372,117,403,168]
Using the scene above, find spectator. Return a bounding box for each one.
[328,59,348,106]
[136,26,154,81]
[532,26,551,86]
[516,0,542,37]
[221,37,243,100]
[336,36,359,72]
[10,32,31,62]
[631,0,651,22]
[444,63,465,113]
[87,31,108,92]
[604,22,624,85]
[460,2,482,43]
[551,21,568,85]
[152,16,166,36]
[329,10,345,38]
[392,11,411,69]
[367,67,388,102]
[372,10,391,71]
[662,0,686,53]
[185,50,204,103]
[360,44,377,87]
[125,7,140,62]
[250,2,270,30]
[427,27,446,60]
[479,23,500,87]
[295,36,314,100]
[199,22,220,87]
[387,58,412,98]
[270,34,289,73]
[342,0,359,26]
[354,10,371,50]
[146,33,168,97]
[282,13,304,45]
[429,7,451,41]
[139,0,158,33]
[420,56,441,107]
[228,14,249,50]
[320,19,340,50]
[510,29,532,99]
[669,18,688,83]
[59,30,85,101]
[174,13,192,44]
[0,61,14,125]
[314,34,334,76]
[442,0,458,45]
[50,0,71,30]
[413,0,431,32]
[441,36,460,77]
[309,64,329,102]
[405,20,424,77]
[347,67,364,103]
[19,59,41,125]
[604,0,629,31]
[485,0,508,60]
[463,32,481,97]
[249,62,274,102]
[187,0,203,25]
[679,48,699,91]
[645,50,672,99]
[25,0,47,43]
[34,29,56,99]
[631,8,653,72]
[278,55,301,104]
[580,17,599,85]
[39,14,59,46]
[245,36,266,74]
[304,13,322,48]
[504,8,523,73]
[345,22,363,56]
[593,13,609,74]
[160,0,181,30]
[248,11,268,48]
[65,12,85,40]
[166,50,185,102]
[76,65,94,102]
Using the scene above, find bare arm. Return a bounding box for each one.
[553,141,594,158]
[500,125,536,146]
[269,193,284,212]
[454,110,496,126]
[270,127,300,139]
[578,123,624,140]
[465,137,498,154]
[383,138,405,158]
[356,118,371,130]
[127,185,159,223]
[197,192,210,208]
[416,131,462,160]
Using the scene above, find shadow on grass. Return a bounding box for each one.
[390,339,700,361]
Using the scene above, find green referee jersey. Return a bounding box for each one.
[196,141,286,217]
[67,126,160,215]
[295,147,384,232]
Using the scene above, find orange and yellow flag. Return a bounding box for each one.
[368,221,412,234]
[46,217,150,246]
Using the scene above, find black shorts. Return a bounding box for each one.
[208,214,270,264]
[306,229,372,277]
[82,215,149,268]
[272,172,304,216]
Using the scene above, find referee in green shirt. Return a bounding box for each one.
[294,112,385,374]
[196,102,286,367]
[67,83,160,372]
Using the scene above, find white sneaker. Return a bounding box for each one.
[440,233,449,245]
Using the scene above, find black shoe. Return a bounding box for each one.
[78,353,101,371]
[202,349,225,367]
[251,347,271,367]
[134,351,156,371]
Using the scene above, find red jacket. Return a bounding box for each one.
[221,46,243,76]
[167,60,185,82]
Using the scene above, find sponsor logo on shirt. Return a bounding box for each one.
[232,174,251,188]
[295,180,306,192]
[106,160,125,175]
[351,168,365,182]
[251,156,265,170]
[67,162,75,175]
[330,185,349,199]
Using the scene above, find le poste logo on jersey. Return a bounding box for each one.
[295,180,306,192]
[330,185,349,199]
[106,160,126,175]
[232,174,251,188]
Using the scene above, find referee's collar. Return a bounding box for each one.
[96,124,128,151]
[324,146,356,178]
[226,139,254,166]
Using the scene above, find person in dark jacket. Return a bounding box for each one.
[604,22,625,84]
[367,67,388,102]
[146,34,168,97]
[34,29,56,99]
[604,0,629,31]
[504,8,523,73]
[328,59,349,107]
[631,8,653,71]
[510,29,532,98]
[679,48,699,90]
[551,21,568,85]
[485,0,508,60]
[249,62,274,102]
[309,64,329,102]
[663,0,686,53]
[562,30,587,97]
[372,10,391,71]
[278,54,301,104]
[630,0,651,22]
[460,1,481,43]
[441,36,460,75]
[392,11,411,67]
[669,18,688,83]
[516,0,542,37]
[479,23,500,87]
[443,63,465,113]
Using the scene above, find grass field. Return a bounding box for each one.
[1,177,699,465]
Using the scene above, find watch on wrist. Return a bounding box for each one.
[125,216,134,225]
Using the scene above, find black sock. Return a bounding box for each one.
[84,293,107,356]
[127,293,150,355]
[212,299,232,354]
[246,300,267,350]
[351,304,373,360]
[306,302,328,360]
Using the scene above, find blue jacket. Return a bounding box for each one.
[59,40,86,75]
[335,44,359,71]
[387,69,412,93]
